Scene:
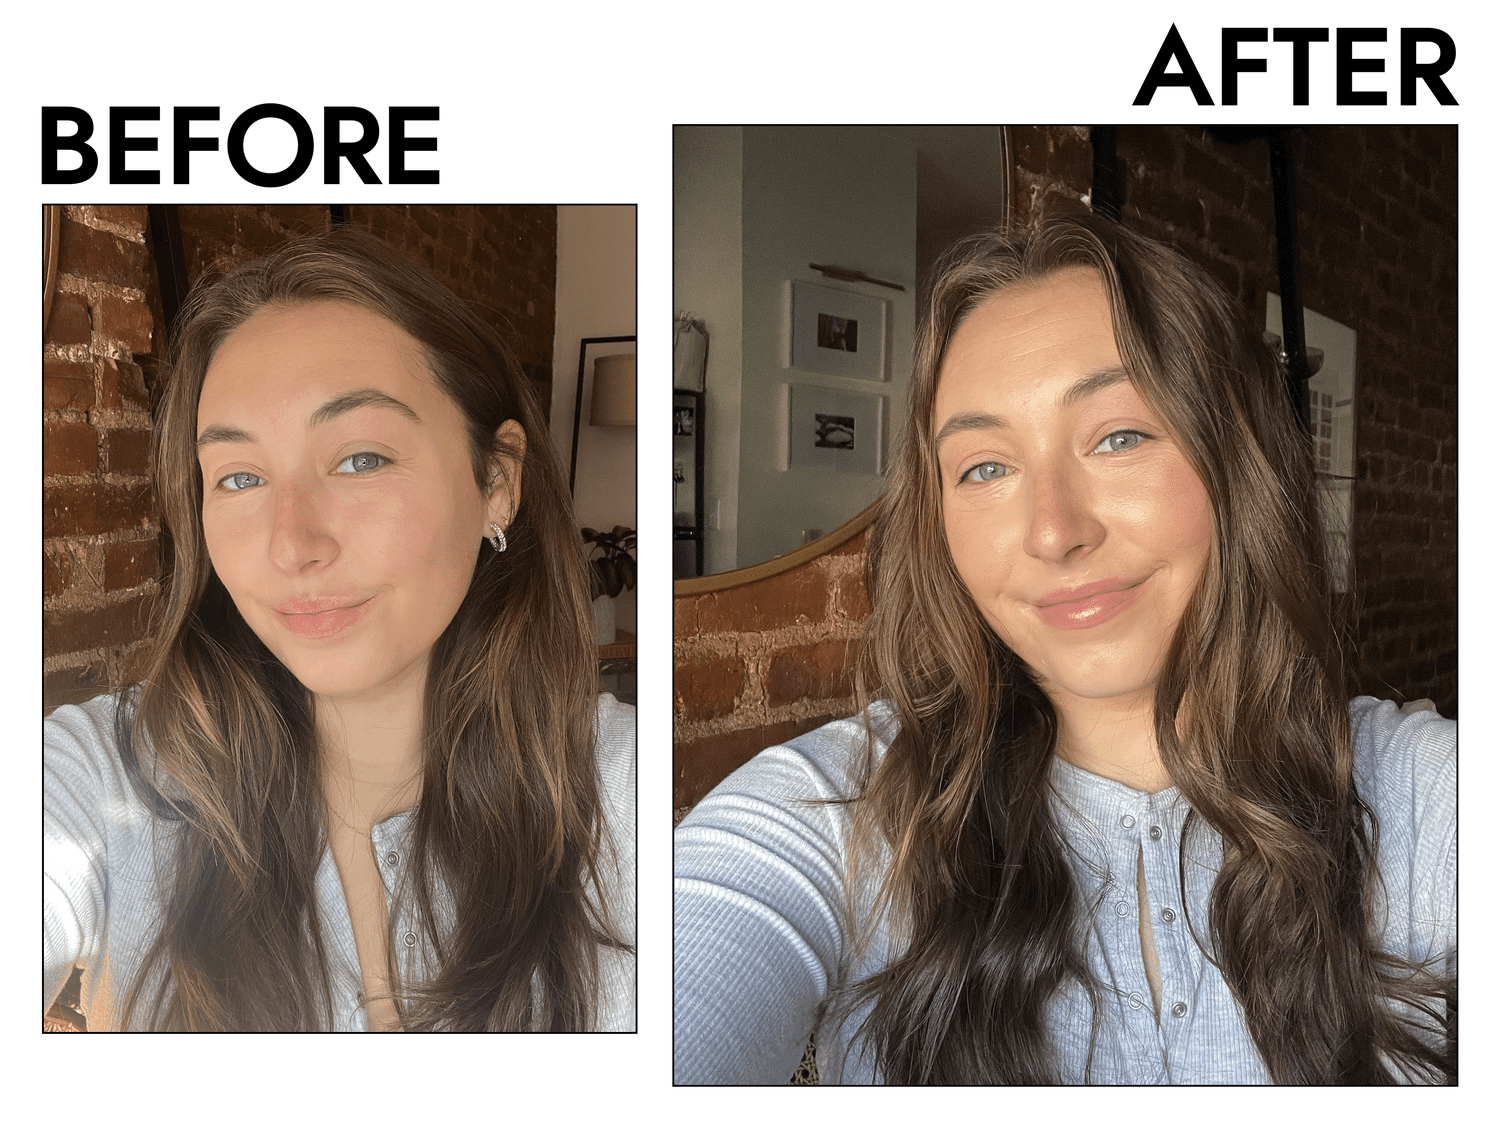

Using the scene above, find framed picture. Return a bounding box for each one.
[785,280,888,382]
[782,383,884,474]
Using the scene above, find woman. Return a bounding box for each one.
[674,214,1454,1083]
[44,228,635,1032]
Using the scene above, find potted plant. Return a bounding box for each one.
[581,525,636,644]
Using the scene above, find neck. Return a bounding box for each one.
[1048,687,1173,794]
[316,660,428,832]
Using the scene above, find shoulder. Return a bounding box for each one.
[686,702,898,818]
[45,690,158,861]
[593,694,635,855]
[45,692,138,800]
[593,692,635,797]
[1348,695,1456,812]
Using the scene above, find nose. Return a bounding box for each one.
[1021,457,1105,564]
[266,478,340,574]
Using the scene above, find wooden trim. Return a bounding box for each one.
[673,501,878,596]
[42,205,61,336]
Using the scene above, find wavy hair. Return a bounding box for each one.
[841,212,1454,1082]
[117,227,624,1030]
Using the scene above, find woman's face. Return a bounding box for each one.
[196,301,521,703]
[933,268,1213,713]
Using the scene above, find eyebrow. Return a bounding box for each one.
[933,366,1132,449]
[196,388,421,447]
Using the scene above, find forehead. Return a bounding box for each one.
[198,301,435,419]
[935,268,1120,410]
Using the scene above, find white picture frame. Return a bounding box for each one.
[781,383,885,475]
[785,280,888,382]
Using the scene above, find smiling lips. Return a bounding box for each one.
[274,594,377,639]
[1031,576,1150,631]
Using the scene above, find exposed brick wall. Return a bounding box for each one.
[346,205,557,412]
[673,531,868,810]
[673,124,1457,810]
[43,206,159,711]
[1009,125,1093,225]
[43,205,559,714]
[1109,126,1457,716]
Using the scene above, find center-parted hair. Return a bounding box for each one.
[840,212,1453,1082]
[118,227,625,1030]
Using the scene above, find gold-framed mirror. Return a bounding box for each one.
[673,125,1012,595]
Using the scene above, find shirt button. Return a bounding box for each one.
[403,931,417,947]
[385,851,399,865]
[355,991,365,1006]
[1128,992,1144,1009]
[1171,1002,1188,1018]
[1115,901,1130,918]
[1161,907,1176,923]
[1148,825,1162,841]
[1120,814,1136,829]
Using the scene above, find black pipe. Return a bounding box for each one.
[146,204,190,345]
[1267,131,1312,433]
[1091,126,1121,222]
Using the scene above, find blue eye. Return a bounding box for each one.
[959,461,1010,484]
[336,452,387,474]
[219,471,264,492]
[1094,430,1147,454]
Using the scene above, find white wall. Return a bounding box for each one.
[549,205,637,632]
[672,127,743,575]
[737,127,915,567]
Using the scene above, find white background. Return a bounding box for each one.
[7,1,1488,1114]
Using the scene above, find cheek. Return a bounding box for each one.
[363,489,481,580]
[942,496,1019,597]
[1153,465,1215,566]
[202,508,254,592]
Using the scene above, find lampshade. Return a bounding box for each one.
[590,353,636,426]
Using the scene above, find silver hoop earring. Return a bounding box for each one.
[487,523,508,554]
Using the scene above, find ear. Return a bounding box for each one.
[485,419,526,531]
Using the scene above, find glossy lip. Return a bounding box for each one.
[274,594,377,640]
[1031,575,1151,631]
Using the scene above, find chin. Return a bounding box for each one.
[1020,648,1167,707]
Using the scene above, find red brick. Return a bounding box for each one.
[44,660,110,715]
[43,421,99,476]
[835,572,871,621]
[697,566,828,634]
[44,361,96,412]
[43,481,157,538]
[95,293,154,354]
[43,549,73,599]
[1181,142,1245,209]
[1117,126,1181,180]
[57,219,149,289]
[104,538,159,591]
[674,653,746,723]
[88,204,148,235]
[675,713,843,810]
[412,205,442,241]
[765,638,856,706]
[99,357,149,410]
[831,527,870,557]
[47,293,92,346]
[673,595,700,638]
[43,591,157,657]
[105,427,153,477]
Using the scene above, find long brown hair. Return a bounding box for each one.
[117,227,624,1030]
[843,213,1454,1082]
